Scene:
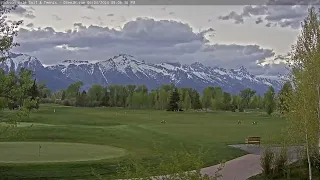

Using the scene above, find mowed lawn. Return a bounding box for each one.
[0,104,286,179]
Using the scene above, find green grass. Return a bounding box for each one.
[0,142,126,163]
[0,104,286,179]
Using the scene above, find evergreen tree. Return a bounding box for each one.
[278,81,293,114]
[191,90,202,110]
[29,79,40,109]
[167,88,180,111]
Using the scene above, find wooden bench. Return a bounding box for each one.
[245,136,261,146]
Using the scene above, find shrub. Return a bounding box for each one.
[62,99,71,106]
[55,99,62,105]
[296,148,320,179]
[296,147,312,180]
[261,147,274,178]
[91,101,101,107]
[273,147,289,178]
[230,105,236,112]
[40,98,54,104]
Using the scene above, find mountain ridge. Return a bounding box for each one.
[0,53,283,94]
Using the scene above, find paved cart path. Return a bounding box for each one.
[198,145,303,180]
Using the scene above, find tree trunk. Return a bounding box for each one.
[317,85,320,154]
[303,95,312,180]
[306,131,312,180]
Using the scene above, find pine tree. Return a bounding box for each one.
[167,88,180,111]
[278,81,293,114]
[29,79,40,109]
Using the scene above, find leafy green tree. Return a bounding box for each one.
[61,90,66,100]
[100,88,110,106]
[212,87,223,110]
[284,7,320,179]
[0,2,35,136]
[201,87,213,110]
[87,84,104,103]
[222,92,232,110]
[158,88,169,110]
[136,85,148,94]
[190,89,202,110]
[125,84,136,107]
[183,93,191,110]
[250,95,259,109]
[264,86,276,115]
[131,92,148,109]
[65,81,83,99]
[108,85,116,106]
[239,88,256,109]
[75,90,88,107]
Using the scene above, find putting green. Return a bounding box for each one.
[0,142,127,163]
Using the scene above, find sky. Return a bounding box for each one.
[5,0,316,78]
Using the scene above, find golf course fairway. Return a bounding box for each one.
[0,142,127,163]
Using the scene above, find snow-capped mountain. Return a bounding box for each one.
[0,53,283,94]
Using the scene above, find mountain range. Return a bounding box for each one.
[0,53,283,94]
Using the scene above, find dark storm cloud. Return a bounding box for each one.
[13,18,282,76]
[11,6,36,19]
[218,11,244,24]
[255,17,263,24]
[12,6,27,14]
[242,5,268,16]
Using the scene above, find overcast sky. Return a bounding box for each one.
[7,0,315,78]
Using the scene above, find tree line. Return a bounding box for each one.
[39,81,292,115]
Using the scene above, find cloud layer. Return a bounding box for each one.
[218,0,316,29]
[13,18,286,77]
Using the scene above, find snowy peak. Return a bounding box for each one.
[0,53,42,71]
[108,54,146,65]
[0,53,282,94]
